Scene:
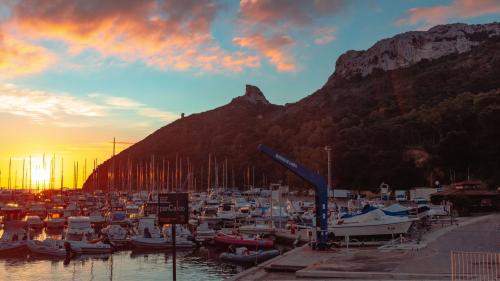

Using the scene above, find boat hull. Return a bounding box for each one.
[220,249,280,264]
[214,234,274,249]
[131,237,195,249]
[329,219,414,237]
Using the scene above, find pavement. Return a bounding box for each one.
[228,213,500,281]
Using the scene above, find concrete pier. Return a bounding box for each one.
[228,214,500,280]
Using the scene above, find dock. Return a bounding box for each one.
[228,214,500,280]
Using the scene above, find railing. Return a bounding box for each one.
[451,251,500,280]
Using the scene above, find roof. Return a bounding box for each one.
[432,189,498,197]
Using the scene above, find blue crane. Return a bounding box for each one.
[257,144,329,244]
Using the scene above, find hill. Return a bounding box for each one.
[83,22,500,191]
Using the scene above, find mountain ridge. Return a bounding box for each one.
[83,22,500,191]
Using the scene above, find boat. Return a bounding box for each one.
[130,218,195,249]
[214,233,274,249]
[0,229,27,254]
[89,210,106,227]
[44,208,65,229]
[64,216,112,254]
[220,247,280,264]
[27,239,67,257]
[329,208,416,237]
[1,203,27,229]
[23,215,44,230]
[194,222,215,243]
[239,220,275,235]
[101,224,129,248]
[106,210,130,227]
[28,203,47,219]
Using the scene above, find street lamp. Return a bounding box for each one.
[324,146,332,197]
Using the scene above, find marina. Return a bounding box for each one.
[0,2,499,280]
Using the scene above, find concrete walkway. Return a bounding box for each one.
[228,214,500,280]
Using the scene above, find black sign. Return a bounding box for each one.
[158,192,189,224]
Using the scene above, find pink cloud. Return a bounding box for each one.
[5,0,258,73]
[0,30,55,77]
[397,0,500,27]
[239,0,344,29]
[313,27,337,45]
[233,34,296,72]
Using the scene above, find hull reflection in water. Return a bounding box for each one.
[0,249,240,281]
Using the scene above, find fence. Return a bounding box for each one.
[451,251,500,280]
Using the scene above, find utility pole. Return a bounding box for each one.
[325,146,332,198]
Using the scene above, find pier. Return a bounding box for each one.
[229,214,500,280]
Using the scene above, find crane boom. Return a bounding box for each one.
[257,144,329,244]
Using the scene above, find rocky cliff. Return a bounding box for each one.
[334,22,500,79]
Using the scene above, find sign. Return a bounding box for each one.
[158,192,189,225]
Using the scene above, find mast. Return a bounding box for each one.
[60,157,64,196]
[8,157,11,190]
[22,158,25,189]
[207,153,211,193]
[29,155,32,189]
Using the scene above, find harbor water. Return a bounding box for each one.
[0,229,241,281]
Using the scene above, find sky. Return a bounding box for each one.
[0,0,499,188]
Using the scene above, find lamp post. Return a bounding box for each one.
[324,146,332,197]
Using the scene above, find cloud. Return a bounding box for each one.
[239,0,344,30]
[5,0,258,73]
[313,27,337,45]
[0,83,178,127]
[0,30,55,77]
[0,84,105,121]
[235,0,345,71]
[397,0,500,27]
[139,108,179,122]
[233,34,296,72]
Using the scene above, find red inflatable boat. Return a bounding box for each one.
[214,233,274,249]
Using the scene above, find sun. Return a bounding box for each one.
[30,156,51,188]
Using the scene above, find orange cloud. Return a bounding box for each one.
[233,34,296,72]
[397,0,500,27]
[236,0,344,72]
[6,0,258,73]
[0,30,55,77]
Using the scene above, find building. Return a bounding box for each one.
[430,180,500,216]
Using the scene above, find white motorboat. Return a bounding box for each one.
[130,218,195,249]
[44,208,65,229]
[194,222,215,243]
[329,209,416,237]
[27,239,67,257]
[89,210,106,226]
[217,203,236,221]
[28,203,47,219]
[0,228,27,254]
[64,216,111,254]
[239,220,275,235]
[63,203,79,220]
[23,215,44,230]
[1,204,27,229]
[101,224,129,248]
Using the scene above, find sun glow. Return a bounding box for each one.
[30,156,51,188]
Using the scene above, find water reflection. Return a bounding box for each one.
[0,229,239,281]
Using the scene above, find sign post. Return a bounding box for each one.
[158,192,189,281]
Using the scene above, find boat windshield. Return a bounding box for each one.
[66,233,83,241]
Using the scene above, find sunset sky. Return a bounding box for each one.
[0,0,499,188]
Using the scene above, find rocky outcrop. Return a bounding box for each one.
[334,22,500,79]
[231,84,270,105]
